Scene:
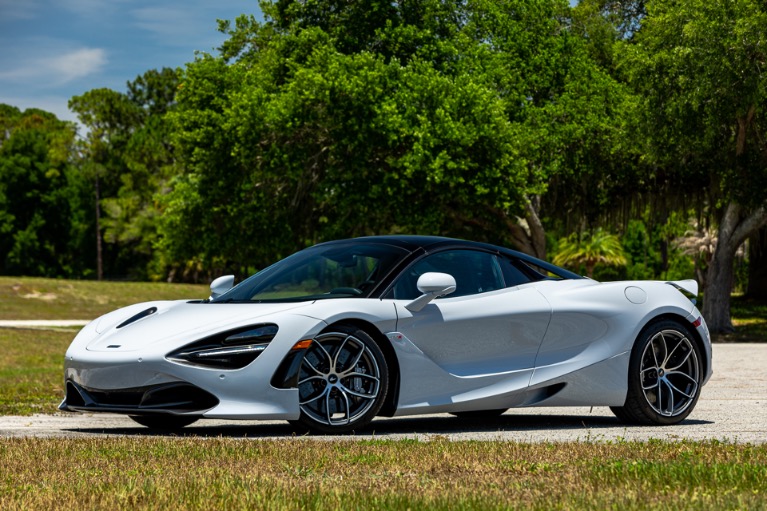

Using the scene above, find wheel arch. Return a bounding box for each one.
[323,318,400,417]
[636,312,708,378]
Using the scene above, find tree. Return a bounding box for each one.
[163,0,629,275]
[0,106,92,276]
[553,228,627,278]
[70,88,139,279]
[617,0,767,332]
[70,68,181,280]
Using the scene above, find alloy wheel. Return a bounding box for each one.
[297,332,382,427]
[639,329,699,417]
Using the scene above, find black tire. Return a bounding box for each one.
[611,319,702,425]
[451,409,507,419]
[290,324,389,434]
[129,415,199,430]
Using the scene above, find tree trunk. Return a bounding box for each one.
[507,196,546,259]
[703,203,767,333]
[746,226,767,299]
[95,176,103,281]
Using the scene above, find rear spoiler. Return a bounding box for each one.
[666,279,699,297]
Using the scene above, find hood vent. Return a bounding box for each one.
[116,307,158,329]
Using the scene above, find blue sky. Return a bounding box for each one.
[1,0,262,125]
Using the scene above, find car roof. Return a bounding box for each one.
[318,235,584,280]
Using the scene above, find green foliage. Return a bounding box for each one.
[617,0,767,206]
[163,0,630,274]
[553,228,627,277]
[0,107,92,276]
[69,68,181,280]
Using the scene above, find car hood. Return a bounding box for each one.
[86,300,312,352]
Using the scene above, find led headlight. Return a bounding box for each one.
[167,324,278,370]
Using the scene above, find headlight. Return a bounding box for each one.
[166,324,278,370]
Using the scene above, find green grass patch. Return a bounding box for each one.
[0,438,764,510]
[0,329,71,414]
[714,295,767,343]
[0,276,207,320]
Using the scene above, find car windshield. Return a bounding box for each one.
[211,242,409,303]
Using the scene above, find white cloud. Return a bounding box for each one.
[49,48,108,82]
[0,47,107,86]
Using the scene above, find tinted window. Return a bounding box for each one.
[213,242,408,303]
[390,250,505,300]
[497,256,534,287]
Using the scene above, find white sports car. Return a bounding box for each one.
[61,236,712,433]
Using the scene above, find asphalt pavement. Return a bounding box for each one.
[1,343,765,443]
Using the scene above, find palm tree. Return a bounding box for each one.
[553,229,628,278]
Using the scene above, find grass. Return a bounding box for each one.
[0,437,765,510]
[0,276,207,320]
[715,295,767,343]
[0,329,70,415]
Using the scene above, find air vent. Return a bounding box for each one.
[116,307,158,329]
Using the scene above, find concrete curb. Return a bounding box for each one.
[0,320,90,328]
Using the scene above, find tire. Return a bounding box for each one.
[451,409,507,419]
[291,325,389,434]
[129,415,199,430]
[611,319,702,425]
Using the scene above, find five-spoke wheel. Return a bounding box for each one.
[292,325,388,434]
[612,320,702,425]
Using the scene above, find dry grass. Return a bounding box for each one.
[0,276,207,320]
[0,437,765,510]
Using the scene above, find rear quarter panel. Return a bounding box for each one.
[528,279,698,405]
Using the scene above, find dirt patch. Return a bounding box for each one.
[21,291,58,301]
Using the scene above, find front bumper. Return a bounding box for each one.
[60,381,219,415]
[62,313,327,420]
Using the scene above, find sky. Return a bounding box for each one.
[0,0,262,126]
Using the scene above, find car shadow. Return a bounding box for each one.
[66,413,714,438]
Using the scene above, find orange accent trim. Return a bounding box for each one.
[291,339,313,350]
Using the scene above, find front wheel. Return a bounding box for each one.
[291,325,389,434]
[611,320,702,425]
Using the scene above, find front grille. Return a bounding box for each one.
[63,381,219,413]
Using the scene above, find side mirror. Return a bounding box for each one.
[209,275,235,300]
[405,272,456,312]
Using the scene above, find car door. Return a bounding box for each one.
[388,249,552,411]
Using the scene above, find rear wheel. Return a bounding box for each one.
[129,415,199,430]
[611,320,702,425]
[291,325,389,434]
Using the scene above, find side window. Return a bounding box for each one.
[391,250,505,300]
[497,256,534,288]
